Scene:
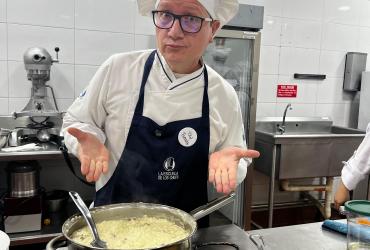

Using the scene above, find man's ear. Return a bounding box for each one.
[209,21,221,43]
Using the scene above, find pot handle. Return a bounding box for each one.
[190,192,235,220]
[46,234,66,250]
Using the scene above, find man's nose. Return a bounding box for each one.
[168,19,184,38]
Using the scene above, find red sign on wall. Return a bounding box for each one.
[277,84,297,98]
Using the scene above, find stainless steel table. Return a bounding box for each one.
[247,221,347,250]
[195,221,347,250]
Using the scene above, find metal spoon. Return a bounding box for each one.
[69,191,107,248]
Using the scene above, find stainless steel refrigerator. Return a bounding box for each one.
[203,29,261,229]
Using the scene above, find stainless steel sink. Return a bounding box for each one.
[254,117,365,179]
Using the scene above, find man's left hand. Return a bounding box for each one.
[209,147,260,194]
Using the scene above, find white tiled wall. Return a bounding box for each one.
[0,0,370,125]
[0,0,154,112]
[240,0,370,127]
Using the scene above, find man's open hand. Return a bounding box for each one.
[209,147,260,194]
[68,127,109,182]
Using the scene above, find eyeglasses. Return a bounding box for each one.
[152,11,213,33]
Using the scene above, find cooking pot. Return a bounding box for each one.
[5,161,41,198]
[0,230,10,250]
[344,200,370,250]
[47,192,235,250]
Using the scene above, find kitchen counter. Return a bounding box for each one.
[9,219,347,249]
[0,142,73,161]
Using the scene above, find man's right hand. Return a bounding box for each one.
[67,127,109,182]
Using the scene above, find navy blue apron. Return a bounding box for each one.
[95,50,210,226]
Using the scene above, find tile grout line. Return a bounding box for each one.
[5,0,9,115]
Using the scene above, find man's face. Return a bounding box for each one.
[155,0,220,73]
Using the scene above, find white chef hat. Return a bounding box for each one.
[137,0,239,27]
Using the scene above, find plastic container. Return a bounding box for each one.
[344,200,370,250]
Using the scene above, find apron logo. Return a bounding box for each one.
[178,127,197,147]
[163,157,175,171]
[158,157,179,181]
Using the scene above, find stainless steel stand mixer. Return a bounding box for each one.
[9,47,63,146]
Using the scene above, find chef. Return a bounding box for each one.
[334,122,370,209]
[62,0,260,223]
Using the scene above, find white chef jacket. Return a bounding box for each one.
[341,123,370,191]
[62,50,251,190]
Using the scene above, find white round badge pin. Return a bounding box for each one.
[178,127,197,147]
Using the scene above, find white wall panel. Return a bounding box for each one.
[358,0,370,27]
[275,102,316,117]
[0,23,6,60]
[323,0,360,26]
[261,0,283,17]
[74,65,99,98]
[358,27,370,54]
[257,74,278,102]
[134,34,156,51]
[259,45,280,74]
[76,0,135,33]
[0,0,5,22]
[75,30,134,65]
[282,0,324,21]
[315,103,352,126]
[8,61,30,98]
[261,16,281,46]
[0,61,8,97]
[321,23,358,52]
[135,12,155,35]
[280,18,321,49]
[279,47,320,75]
[316,77,353,104]
[319,50,346,78]
[0,98,8,115]
[256,102,276,118]
[7,24,74,63]
[7,0,74,28]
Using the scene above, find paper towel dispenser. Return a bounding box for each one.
[343,52,367,91]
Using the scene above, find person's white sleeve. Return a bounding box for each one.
[237,157,251,184]
[341,123,370,191]
[62,57,112,157]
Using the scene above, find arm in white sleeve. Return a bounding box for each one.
[341,123,370,191]
[62,57,113,156]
